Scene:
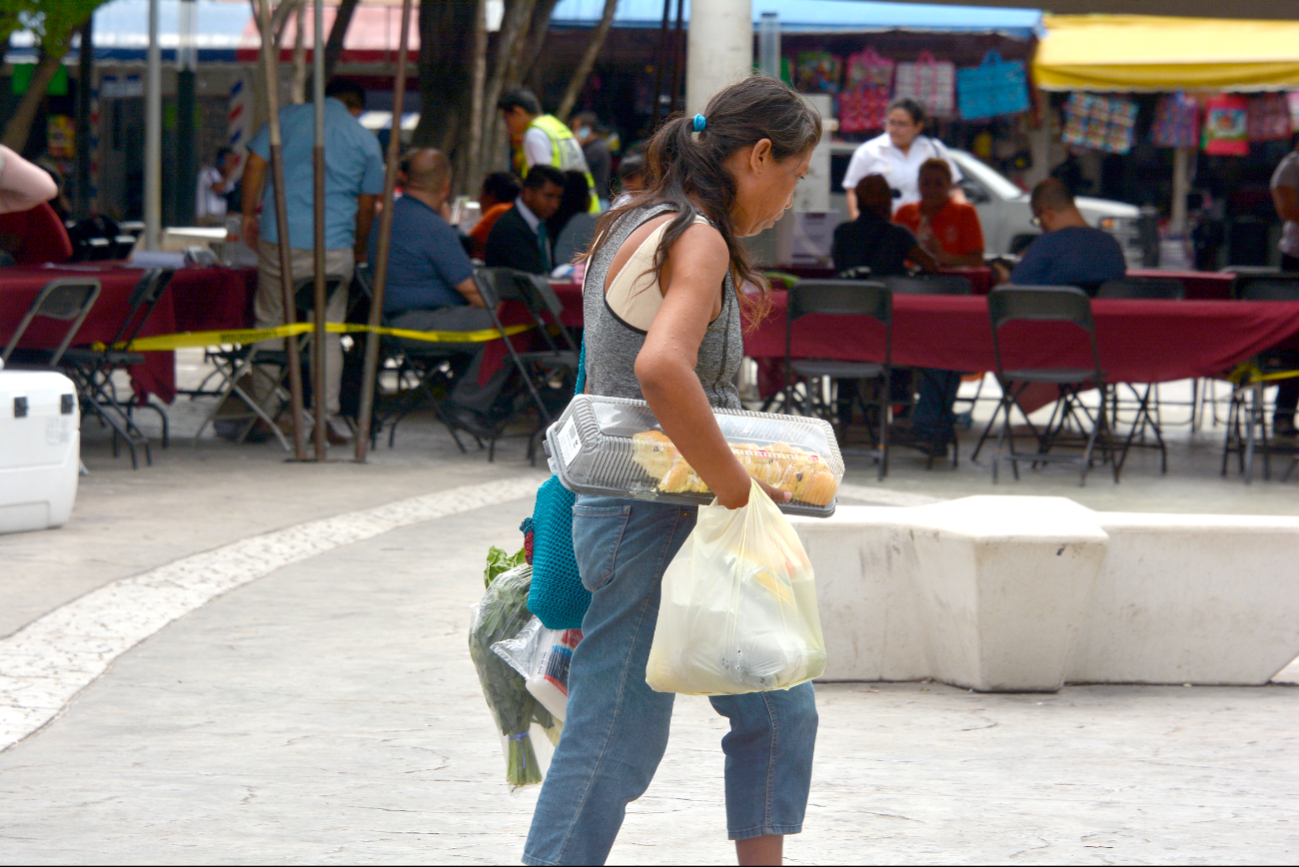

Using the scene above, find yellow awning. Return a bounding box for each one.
[1035,14,1299,92]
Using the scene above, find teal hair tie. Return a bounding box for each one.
[693,113,707,133]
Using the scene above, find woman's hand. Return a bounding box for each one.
[714,475,794,510]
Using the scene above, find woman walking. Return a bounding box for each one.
[522,77,822,867]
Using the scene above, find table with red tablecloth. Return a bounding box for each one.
[1127,269,1235,301]
[743,292,1299,385]
[0,263,256,402]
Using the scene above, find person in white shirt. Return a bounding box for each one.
[196,147,239,225]
[841,97,962,219]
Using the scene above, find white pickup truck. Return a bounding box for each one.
[828,143,1144,265]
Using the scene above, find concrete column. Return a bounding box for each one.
[685,0,752,115]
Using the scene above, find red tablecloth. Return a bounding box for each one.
[743,292,1299,385]
[1127,269,1235,301]
[0,264,256,402]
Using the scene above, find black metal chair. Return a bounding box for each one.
[1095,276,1187,476]
[192,275,347,450]
[474,267,582,464]
[984,285,1116,486]
[784,279,892,480]
[882,273,973,469]
[59,269,175,468]
[342,264,475,452]
[1222,277,1299,482]
[2,278,102,370]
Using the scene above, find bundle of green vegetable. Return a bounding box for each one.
[469,545,561,788]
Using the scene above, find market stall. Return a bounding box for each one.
[1034,14,1299,259]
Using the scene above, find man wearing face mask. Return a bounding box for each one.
[570,112,611,211]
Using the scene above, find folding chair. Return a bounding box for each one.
[784,279,892,480]
[351,266,475,453]
[59,269,175,468]
[1095,276,1187,476]
[984,285,1116,486]
[884,273,973,469]
[2,278,101,369]
[474,268,581,464]
[192,275,346,450]
[1221,275,1299,483]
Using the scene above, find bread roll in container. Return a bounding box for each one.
[545,395,843,517]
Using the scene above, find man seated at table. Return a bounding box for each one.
[996,179,1126,293]
[832,174,936,277]
[373,148,513,437]
[484,165,565,275]
[894,158,985,268]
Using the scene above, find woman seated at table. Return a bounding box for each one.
[893,158,984,269]
[832,174,937,277]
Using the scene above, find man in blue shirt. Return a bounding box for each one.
[372,148,510,436]
[1005,179,1126,293]
[241,78,385,444]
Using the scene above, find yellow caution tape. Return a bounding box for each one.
[1227,361,1299,385]
[92,321,535,352]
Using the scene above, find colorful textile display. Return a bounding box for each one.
[1152,93,1199,149]
[1247,93,1292,142]
[1062,93,1138,154]
[844,46,894,91]
[794,52,842,94]
[956,51,1029,120]
[894,51,956,119]
[1203,95,1249,156]
[838,46,894,133]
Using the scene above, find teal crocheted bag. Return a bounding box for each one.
[525,345,591,629]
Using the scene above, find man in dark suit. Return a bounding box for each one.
[485,164,565,274]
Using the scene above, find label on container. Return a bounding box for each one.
[558,416,582,468]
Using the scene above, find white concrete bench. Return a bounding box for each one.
[792,497,1299,692]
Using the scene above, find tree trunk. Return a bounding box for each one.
[556,0,618,121]
[1,48,65,152]
[459,0,489,196]
[291,0,307,104]
[322,0,359,81]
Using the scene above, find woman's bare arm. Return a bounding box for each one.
[635,223,790,509]
[0,146,57,214]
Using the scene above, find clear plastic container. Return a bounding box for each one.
[546,395,842,517]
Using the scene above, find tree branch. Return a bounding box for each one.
[557,0,617,121]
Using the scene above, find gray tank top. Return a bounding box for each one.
[582,203,743,410]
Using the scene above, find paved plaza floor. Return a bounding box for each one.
[1,364,1297,864]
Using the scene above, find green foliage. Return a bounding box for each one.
[1,0,109,55]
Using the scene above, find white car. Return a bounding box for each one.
[828,143,1145,264]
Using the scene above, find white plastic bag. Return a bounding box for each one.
[646,480,826,695]
[492,615,584,722]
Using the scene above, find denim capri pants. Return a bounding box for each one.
[522,495,818,866]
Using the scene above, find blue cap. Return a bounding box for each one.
[693,113,707,133]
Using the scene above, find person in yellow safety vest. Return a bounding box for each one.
[498,89,601,214]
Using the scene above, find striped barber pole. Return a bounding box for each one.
[227,75,253,170]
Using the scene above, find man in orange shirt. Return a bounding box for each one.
[468,171,522,259]
[894,158,984,268]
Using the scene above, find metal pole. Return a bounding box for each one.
[75,18,93,219]
[311,0,327,460]
[355,0,412,463]
[256,0,308,460]
[145,0,161,249]
[176,0,198,227]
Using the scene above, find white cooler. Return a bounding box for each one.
[0,370,80,534]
